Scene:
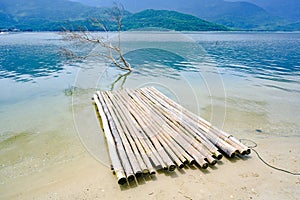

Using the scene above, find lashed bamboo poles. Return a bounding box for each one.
[123,90,188,168]
[102,92,146,176]
[105,91,156,174]
[107,91,163,170]
[93,87,251,185]
[140,88,237,158]
[115,90,176,171]
[139,90,223,159]
[127,89,209,168]
[132,89,217,166]
[145,87,250,156]
[97,94,135,181]
[110,91,168,170]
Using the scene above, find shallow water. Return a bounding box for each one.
[0,32,299,184]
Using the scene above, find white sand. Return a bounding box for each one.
[1,135,299,200]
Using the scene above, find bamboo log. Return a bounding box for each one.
[93,94,127,185]
[112,92,166,171]
[140,88,219,153]
[195,122,249,155]
[147,87,250,155]
[97,92,135,182]
[139,90,210,167]
[161,99,249,155]
[153,130,183,169]
[100,91,143,178]
[142,87,239,158]
[125,90,187,169]
[115,90,173,171]
[138,88,225,158]
[129,90,209,168]
[209,127,250,155]
[106,91,156,174]
[105,91,150,175]
[117,90,176,171]
[156,132,187,168]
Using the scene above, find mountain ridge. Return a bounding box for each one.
[123,9,229,31]
[227,0,300,22]
[0,0,229,31]
[71,0,289,30]
[1,0,298,31]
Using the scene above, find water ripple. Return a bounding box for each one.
[199,35,300,86]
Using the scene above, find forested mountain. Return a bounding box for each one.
[123,9,229,31]
[0,0,228,31]
[0,0,109,31]
[1,0,298,31]
[71,0,286,30]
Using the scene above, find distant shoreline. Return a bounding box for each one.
[1,30,300,34]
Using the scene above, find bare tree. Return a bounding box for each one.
[62,3,132,71]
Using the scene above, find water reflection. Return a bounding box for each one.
[110,71,131,91]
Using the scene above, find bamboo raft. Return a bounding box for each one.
[93,87,250,185]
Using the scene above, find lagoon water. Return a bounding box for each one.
[0,32,300,188]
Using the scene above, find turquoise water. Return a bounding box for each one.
[0,32,299,182]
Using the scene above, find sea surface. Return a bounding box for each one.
[0,32,299,185]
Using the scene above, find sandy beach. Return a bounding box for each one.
[1,115,299,200]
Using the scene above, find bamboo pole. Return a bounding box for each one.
[104,91,150,175]
[115,90,175,170]
[138,88,220,154]
[124,90,186,169]
[100,91,143,178]
[128,90,209,168]
[158,114,217,165]
[119,90,177,171]
[97,91,135,182]
[147,87,250,155]
[106,91,156,174]
[140,88,217,152]
[195,122,249,155]
[140,87,238,158]
[112,92,167,171]
[156,132,187,168]
[93,94,127,185]
[208,127,250,155]
[148,105,217,165]
[137,89,211,167]
[116,90,176,171]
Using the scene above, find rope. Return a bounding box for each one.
[240,139,300,176]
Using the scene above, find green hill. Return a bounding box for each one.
[123,9,229,31]
[0,0,228,31]
[72,0,289,30]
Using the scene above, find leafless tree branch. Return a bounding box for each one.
[62,3,131,71]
